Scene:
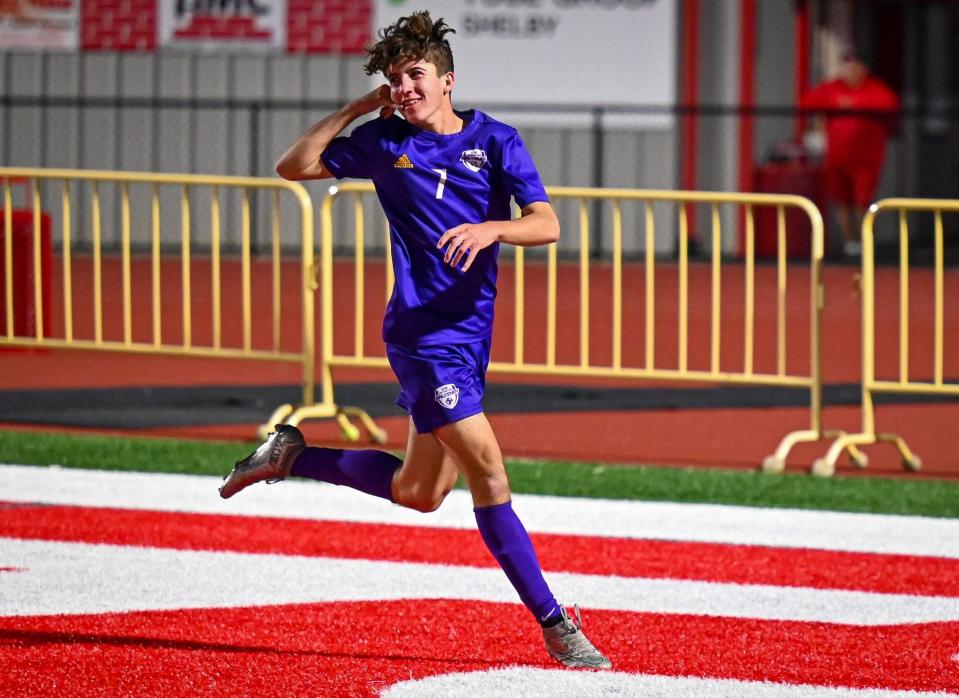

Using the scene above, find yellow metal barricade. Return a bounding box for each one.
[814,198,959,477]
[285,181,830,470]
[0,167,316,430]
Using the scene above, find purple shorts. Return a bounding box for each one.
[386,339,491,434]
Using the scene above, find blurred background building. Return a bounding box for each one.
[1,0,956,259]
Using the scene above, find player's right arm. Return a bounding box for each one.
[275,85,393,181]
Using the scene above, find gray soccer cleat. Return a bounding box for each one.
[542,605,612,670]
[218,424,306,499]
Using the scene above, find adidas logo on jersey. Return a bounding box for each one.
[393,154,414,169]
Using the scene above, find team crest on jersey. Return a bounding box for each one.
[434,383,460,409]
[460,149,487,172]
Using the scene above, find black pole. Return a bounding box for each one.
[249,101,261,254]
[1,58,10,166]
[591,106,605,258]
[39,54,49,168]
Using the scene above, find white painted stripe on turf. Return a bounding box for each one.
[380,667,957,698]
[2,464,959,559]
[3,537,959,625]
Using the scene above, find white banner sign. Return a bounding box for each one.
[0,0,78,50]
[159,0,285,51]
[374,0,676,128]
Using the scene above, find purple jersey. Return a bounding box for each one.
[321,110,549,347]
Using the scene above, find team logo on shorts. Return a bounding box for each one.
[460,149,487,172]
[434,383,460,409]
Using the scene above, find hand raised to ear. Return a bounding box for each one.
[379,95,396,119]
[352,85,395,119]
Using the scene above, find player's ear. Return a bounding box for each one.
[443,72,455,95]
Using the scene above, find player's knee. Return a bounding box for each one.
[395,482,452,513]
[468,471,511,503]
[401,492,444,513]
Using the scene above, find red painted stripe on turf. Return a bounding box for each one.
[1,601,957,695]
[2,502,959,597]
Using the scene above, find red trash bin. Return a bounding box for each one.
[752,156,826,260]
[0,209,53,340]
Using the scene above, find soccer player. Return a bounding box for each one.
[219,11,611,670]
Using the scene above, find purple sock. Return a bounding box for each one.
[290,447,401,502]
[474,500,560,625]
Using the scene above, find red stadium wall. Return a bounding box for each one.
[82,0,157,51]
[78,0,372,53]
[287,0,371,54]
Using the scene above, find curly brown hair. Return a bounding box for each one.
[363,11,456,77]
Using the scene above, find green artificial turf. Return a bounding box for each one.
[503,458,959,518]
[2,428,958,518]
[0,429,251,478]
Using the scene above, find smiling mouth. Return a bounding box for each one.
[401,98,422,110]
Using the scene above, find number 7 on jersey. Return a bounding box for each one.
[432,168,447,199]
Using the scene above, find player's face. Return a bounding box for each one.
[386,58,454,131]
[839,59,868,87]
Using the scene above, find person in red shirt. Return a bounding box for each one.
[802,51,899,258]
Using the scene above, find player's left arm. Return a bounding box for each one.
[437,201,559,272]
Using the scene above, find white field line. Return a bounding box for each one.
[2,464,959,558]
[3,537,959,625]
[380,667,958,698]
